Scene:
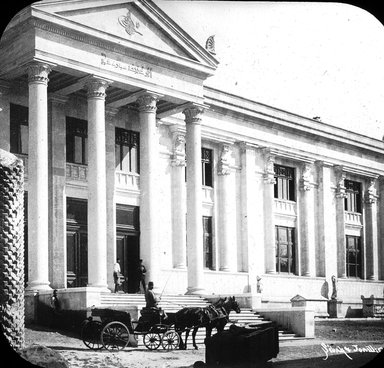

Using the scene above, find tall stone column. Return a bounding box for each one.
[334,166,347,278]
[183,105,205,294]
[365,178,379,280]
[218,143,237,272]
[137,92,162,285]
[26,62,52,291]
[263,149,276,274]
[85,77,110,289]
[170,128,187,269]
[299,163,316,277]
[105,107,119,289]
[48,95,68,288]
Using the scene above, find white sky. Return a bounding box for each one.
[154,1,384,140]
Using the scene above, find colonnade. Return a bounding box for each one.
[24,61,381,294]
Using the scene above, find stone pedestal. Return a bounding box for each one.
[327,299,343,318]
[290,294,329,317]
[361,295,384,317]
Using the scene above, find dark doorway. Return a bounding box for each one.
[116,204,140,293]
[66,198,88,288]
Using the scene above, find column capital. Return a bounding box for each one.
[182,104,206,124]
[365,178,378,204]
[218,143,232,175]
[136,92,161,113]
[85,77,111,99]
[334,165,347,198]
[27,62,52,85]
[171,131,186,167]
[261,148,276,185]
[300,163,314,191]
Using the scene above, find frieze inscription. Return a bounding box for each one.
[100,53,152,78]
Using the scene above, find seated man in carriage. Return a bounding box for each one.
[137,281,167,331]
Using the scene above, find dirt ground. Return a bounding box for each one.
[3,320,384,368]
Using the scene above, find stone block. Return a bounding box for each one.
[290,294,329,317]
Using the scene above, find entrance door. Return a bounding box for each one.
[66,228,88,287]
[66,198,88,288]
[115,204,140,293]
[116,233,140,293]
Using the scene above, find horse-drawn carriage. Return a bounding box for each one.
[81,306,180,351]
[80,296,241,352]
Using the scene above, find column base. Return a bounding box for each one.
[265,270,276,274]
[26,281,51,291]
[186,286,206,295]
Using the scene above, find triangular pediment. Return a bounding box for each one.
[31,0,218,69]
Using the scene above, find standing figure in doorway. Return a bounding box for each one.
[137,259,147,293]
[113,258,121,293]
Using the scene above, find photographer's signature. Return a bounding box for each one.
[321,343,382,360]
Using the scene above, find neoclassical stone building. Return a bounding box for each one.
[0,0,383,315]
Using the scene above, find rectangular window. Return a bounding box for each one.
[10,103,29,155]
[115,128,140,173]
[66,117,88,165]
[275,226,296,274]
[203,216,213,270]
[202,148,213,187]
[344,180,362,213]
[274,164,295,201]
[346,235,362,278]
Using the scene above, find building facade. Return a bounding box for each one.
[1,0,384,315]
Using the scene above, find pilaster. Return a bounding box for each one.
[299,163,316,277]
[239,142,264,294]
[217,143,237,272]
[334,165,347,279]
[170,126,187,269]
[316,161,337,285]
[364,178,379,280]
[262,148,276,274]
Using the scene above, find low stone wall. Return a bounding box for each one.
[256,307,315,338]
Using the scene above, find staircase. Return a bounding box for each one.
[99,293,302,345]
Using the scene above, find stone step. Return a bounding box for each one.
[98,294,301,342]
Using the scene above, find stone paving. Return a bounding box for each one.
[3,323,384,368]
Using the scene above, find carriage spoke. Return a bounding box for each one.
[81,320,103,350]
[143,332,161,350]
[101,321,130,351]
[161,331,180,350]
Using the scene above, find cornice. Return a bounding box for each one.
[203,86,384,156]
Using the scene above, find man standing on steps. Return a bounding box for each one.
[137,259,147,293]
[113,258,121,293]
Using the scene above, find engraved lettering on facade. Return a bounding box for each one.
[100,53,152,78]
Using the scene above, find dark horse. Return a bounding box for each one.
[175,296,241,350]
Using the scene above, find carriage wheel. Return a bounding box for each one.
[81,320,103,350]
[161,330,180,350]
[101,321,130,351]
[143,332,161,350]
